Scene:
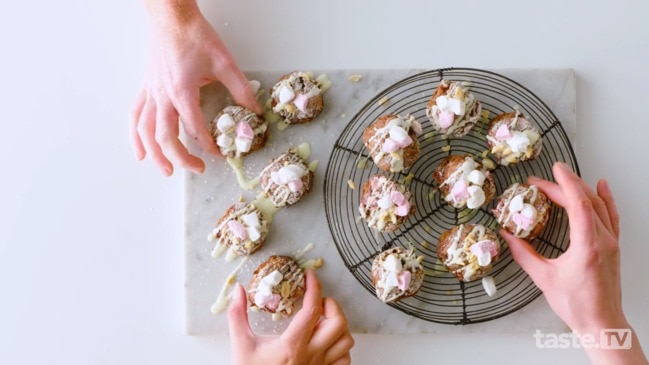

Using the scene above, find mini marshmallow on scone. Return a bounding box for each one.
[359,174,415,233]
[270,72,324,124]
[371,246,425,303]
[211,106,268,158]
[433,155,496,209]
[247,255,306,316]
[260,150,314,208]
[362,114,423,173]
[209,202,269,257]
[492,183,551,240]
[426,80,482,137]
[486,111,542,166]
[437,224,501,282]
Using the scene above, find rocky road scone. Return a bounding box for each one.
[271,71,324,124]
[371,246,425,303]
[486,111,542,166]
[260,150,314,208]
[359,174,415,232]
[211,106,268,158]
[426,80,482,137]
[248,255,305,316]
[492,183,551,240]
[362,114,423,173]
[437,224,501,282]
[433,155,496,209]
[210,202,269,256]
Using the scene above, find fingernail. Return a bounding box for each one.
[556,162,571,173]
[528,175,540,182]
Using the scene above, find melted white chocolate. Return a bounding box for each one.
[227,157,260,190]
[211,256,249,314]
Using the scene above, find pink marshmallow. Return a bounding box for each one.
[227,220,248,240]
[370,176,382,190]
[470,240,498,258]
[397,271,411,291]
[451,180,470,203]
[495,124,511,141]
[395,201,410,217]
[512,213,534,230]
[411,119,423,136]
[265,294,281,311]
[382,138,400,153]
[390,190,406,206]
[287,179,303,193]
[439,111,455,129]
[396,135,413,148]
[293,93,309,113]
[236,122,254,140]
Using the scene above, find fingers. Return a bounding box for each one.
[552,162,597,243]
[227,283,254,345]
[137,98,173,176]
[324,332,354,365]
[219,68,262,115]
[500,229,548,287]
[311,297,349,348]
[129,89,147,160]
[329,353,352,365]
[155,95,205,174]
[527,176,568,208]
[282,270,323,346]
[597,179,620,238]
[172,87,220,156]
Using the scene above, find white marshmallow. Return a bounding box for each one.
[247,226,261,242]
[377,195,394,210]
[388,125,410,144]
[235,137,252,153]
[383,255,402,272]
[509,194,525,213]
[278,85,296,104]
[508,131,531,153]
[476,251,492,267]
[468,170,486,186]
[216,134,234,148]
[241,213,260,228]
[254,291,268,306]
[466,186,486,209]
[261,270,283,287]
[521,204,538,221]
[277,165,305,184]
[482,276,497,297]
[461,160,477,176]
[217,113,236,132]
[384,272,399,291]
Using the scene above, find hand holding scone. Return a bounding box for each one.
[502,162,647,364]
[130,0,261,176]
[228,270,354,365]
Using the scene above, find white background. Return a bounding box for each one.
[1,0,648,364]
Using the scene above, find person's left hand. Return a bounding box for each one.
[227,270,354,365]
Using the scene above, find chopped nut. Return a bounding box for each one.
[226,275,235,285]
[417,256,424,264]
[377,96,389,106]
[491,144,505,154]
[281,281,291,299]
[481,110,490,120]
[441,145,451,152]
[482,158,496,170]
[238,195,244,202]
[502,147,513,156]
[424,132,436,140]
[347,180,356,189]
[455,88,465,100]
[506,155,519,164]
[428,190,436,201]
[421,241,429,249]
[403,173,415,185]
[481,149,490,158]
[348,74,363,82]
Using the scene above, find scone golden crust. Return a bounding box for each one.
[371,246,425,303]
[437,224,501,282]
[248,255,305,316]
[270,71,324,124]
[213,202,269,256]
[486,111,543,166]
[426,80,481,137]
[432,155,496,209]
[259,151,314,208]
[359,174,415,233]
[492,183,551,240]
[362,114,422,173]
[211,106,268,158]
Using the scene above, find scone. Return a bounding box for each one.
[492,183,550,240]
[359,174,415,232]
[432,155,496,209]
[270,71,324,124]
[260,150,314,208]
[362,114,423,173]
[371,246,425,303]
[211,106,268,158]
[486,111,542,166]
[437,224,501,282]
[211,202,270,256]
[248,255,305,316]
[425,80,481,137]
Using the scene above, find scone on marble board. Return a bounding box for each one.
[492,183,551,240]
[362,114,422,173]
[211,106,268,158]
[486,111,543,166]
[359,174,415,233]
[432,155,496,209]
[209,202,269,257]
[437,224,501,282]
[248,255,306,317]
[260,150,314,208]
[270,71,324,124]
[426,80,482,137]
[371,246,425,303]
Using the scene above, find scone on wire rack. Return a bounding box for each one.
[362,114,423,173]
[209,202,269,257]
[492,183,551,240]
[371,246,425,303]
[260,150,314,208]
[211,106,268,158]
[486,111,542,166]
[359,174,415,233]
[426,80,481,137]
[270,71,324,124]
[437,224,501,282]
[247,255,305,317]
[432,155,496,209]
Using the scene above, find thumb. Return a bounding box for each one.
[218,65,263,115]
[500,229,548,286]
[227,283,254,343]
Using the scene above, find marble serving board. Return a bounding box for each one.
[185,69,576,336]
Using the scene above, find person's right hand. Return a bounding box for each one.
[130,1,261,176]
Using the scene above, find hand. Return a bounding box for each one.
[502,162,647,364]
[130,1,261,176]
[227,270,354,365]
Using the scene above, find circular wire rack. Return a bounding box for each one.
[323,68,579,325]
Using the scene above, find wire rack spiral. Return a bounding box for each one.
[323,68,579,325]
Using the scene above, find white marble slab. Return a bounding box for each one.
[184,69,576,336]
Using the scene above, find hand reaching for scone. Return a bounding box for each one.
[502,162,648,365]
[130,0,261,176]
[228,270,355,365]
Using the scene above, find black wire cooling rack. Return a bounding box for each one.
[323,68,579,325]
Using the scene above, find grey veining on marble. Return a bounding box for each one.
[185,69,576,336]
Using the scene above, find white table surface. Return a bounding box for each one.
[1,0,647,364]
